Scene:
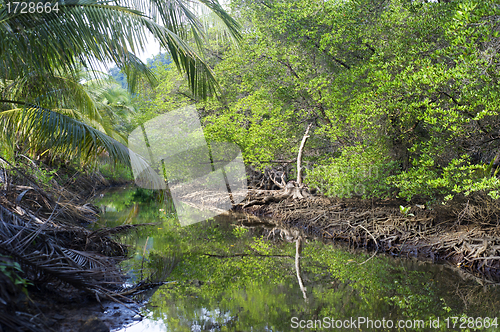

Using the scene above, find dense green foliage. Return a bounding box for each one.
[133,0,500,202]
[0,0,498,202]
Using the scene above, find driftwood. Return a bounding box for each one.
[242,182,313,208]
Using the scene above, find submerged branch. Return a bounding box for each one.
[200,253,293,258]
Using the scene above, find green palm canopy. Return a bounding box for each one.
[0,0,241,165]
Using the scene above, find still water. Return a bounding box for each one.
[94,186,500,332]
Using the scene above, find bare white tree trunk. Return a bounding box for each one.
[242,124,314,208]
[295,236,308,300]
[297,123,313,185]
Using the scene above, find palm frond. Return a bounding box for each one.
[0,205,124,286]
[1,2,156,89]
[195,0,242,42]
[61,248,118,271]
[0,105,124,162]
[0,0,240,98]
[122,0,242,41]
[2,72,103,121]
[0,102,163,187]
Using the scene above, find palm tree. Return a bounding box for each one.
[0,0,241,165]
[82,71,138,140]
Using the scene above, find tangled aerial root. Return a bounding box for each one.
[237,192,500,283]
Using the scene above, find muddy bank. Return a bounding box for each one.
[236,190,500,283]
[5,281,143,332]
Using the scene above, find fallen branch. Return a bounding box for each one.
[242,195,285,208]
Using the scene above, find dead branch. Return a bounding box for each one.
[297,123,313,186]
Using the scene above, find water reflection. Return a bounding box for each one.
[94,187,500,332]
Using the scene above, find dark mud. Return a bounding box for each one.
[6,282,143,332]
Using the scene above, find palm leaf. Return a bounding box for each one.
[0,203,150,288]
[2,71,106,123]
[0,215,124,287]
[2,69,137,142]
[0,2,157,90]
[0,102,164,188]
[0,0,241,98]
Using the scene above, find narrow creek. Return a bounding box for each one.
[94,186,500,332]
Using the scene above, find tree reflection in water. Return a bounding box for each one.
[95,187,500,332]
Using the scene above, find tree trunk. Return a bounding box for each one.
[297,123,313,185]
